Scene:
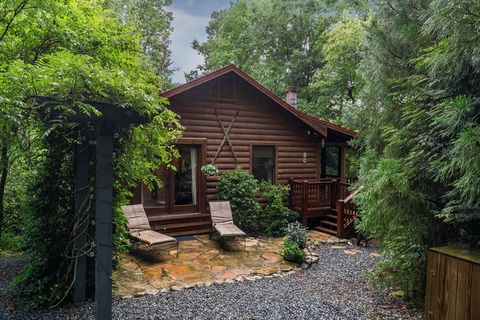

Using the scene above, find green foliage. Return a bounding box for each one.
[107,0,174,82]
[189,0,348,110]
[0,0,181,308]
[217,167,261,229]
[283,237,306,262]
[0,232,22,255]
[305,11,368,122]
[201,164,219,176]
[13,129,76,309]
[259,181,292,237]
[351,0,480,302]
[218,168,296,236]
[284,222,309,249]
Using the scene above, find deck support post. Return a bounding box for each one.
[301,180,308,227]
[95,121,115,320]
[73,133,91,303]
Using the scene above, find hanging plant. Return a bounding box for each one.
[201,164,219,176]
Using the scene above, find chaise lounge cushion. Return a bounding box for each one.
[121,204,151,233]
[130,230,176,246]
[209,201,246,237]
[213,223,246,237]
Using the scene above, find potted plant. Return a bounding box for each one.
[283,238,306,262]
[201,164,219,176]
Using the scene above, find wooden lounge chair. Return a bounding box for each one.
[208,201,247,251]
[121,204,178,257]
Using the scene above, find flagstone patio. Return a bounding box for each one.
[113,231,341,298]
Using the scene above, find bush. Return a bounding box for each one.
[218,168,299,236]
[283,237,306,262]
[259,181,292,237]
[285,222,308,249]
[217,167,261,228]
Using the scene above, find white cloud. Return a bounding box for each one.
[170,8,210,84]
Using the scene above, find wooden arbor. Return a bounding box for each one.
[38,97,149,320]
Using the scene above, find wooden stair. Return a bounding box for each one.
[148,212,211,236]
[314,210,338,236]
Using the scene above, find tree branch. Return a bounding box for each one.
[0,0,29,43]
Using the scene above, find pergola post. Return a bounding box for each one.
[73,134,91,303]
[95,121,115,320]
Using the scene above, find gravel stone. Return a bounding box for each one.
[1,245,422,320]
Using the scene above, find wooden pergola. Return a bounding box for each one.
[38,97,150,319]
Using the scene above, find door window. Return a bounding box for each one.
[174,147,197,205]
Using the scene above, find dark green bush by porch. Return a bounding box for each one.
[217,168,261,230]
[218,167,294,236]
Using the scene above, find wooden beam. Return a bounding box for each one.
[95,121,115,320]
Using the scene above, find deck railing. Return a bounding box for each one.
[336,186,363,238]
[288,178,361,238]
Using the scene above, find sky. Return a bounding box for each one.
[169,0,233,84]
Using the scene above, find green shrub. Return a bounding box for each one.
[285,222,308,249]
[217,167,261,229]
[283,237,305,262]
[259,181,292,237]
[218,168,300,236]
[0,232,22,255]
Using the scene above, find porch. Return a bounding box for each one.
[288,178,361,238]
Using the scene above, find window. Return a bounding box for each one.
[322,146,340,178]
[252,145,275,182]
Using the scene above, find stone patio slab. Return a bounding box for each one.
[113,230,338,297]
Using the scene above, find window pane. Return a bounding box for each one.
[252,146,275,182]
[175,147,197,205]
[325,147,340,177]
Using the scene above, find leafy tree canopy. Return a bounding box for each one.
[0,0,181,307]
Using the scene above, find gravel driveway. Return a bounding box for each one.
[1,245,421,320]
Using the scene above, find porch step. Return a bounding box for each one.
[167,228,211,237]
[314,225,337,236]
[148,212,211,223]
[148,212,212,236]
[323,214,338,220]
[319,220,337,228]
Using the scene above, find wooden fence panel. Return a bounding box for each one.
[425,246,480,320]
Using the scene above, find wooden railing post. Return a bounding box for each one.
[301,180,308,227]
[336,199,344,238]
[330,179,337,209]
[288,177,294,207]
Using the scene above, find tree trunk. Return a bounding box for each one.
[0,145,9,237]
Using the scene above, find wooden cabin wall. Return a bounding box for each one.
[169,74,321,204]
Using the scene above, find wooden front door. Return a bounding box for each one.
[142,145,200,215]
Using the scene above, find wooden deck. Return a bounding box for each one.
[289,178,361,238]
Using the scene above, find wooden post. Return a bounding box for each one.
[288,177,294,207]
[301,180,308,226]
[339,146,346,183]
[330,179,337,209]
[73,135,91,303]
[95,121,115,320]
[336,199,344,238]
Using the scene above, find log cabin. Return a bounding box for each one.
[131,64,359,238]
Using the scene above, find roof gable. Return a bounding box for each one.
[162,64,356,139]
